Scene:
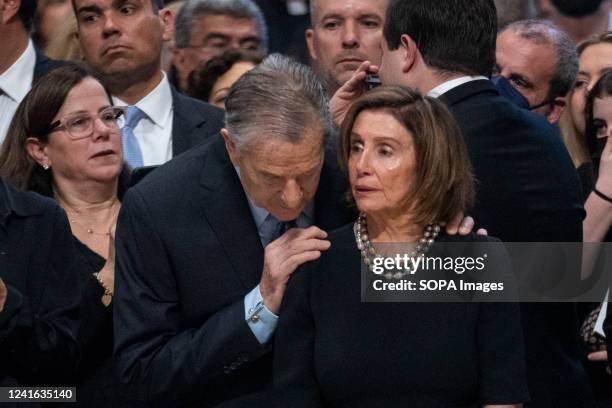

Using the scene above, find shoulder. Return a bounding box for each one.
[171,87,225,123]
[436,232,501,244]
[33,50,71,81]
[126,138,219,203]
[2,180,61,218]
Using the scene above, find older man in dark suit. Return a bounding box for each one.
[0,0,66,142]
[331,0,590,406]
[113,54,353,407]
[73,0,224,168]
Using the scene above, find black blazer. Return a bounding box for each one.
[0,179,80,391]
[440,80,591,407]
[170,87,225,157]
[114,136,354,407]
[271,227,529,408]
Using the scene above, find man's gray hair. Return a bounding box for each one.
[501,19,578,99]
[225,53,332,153]
[174,0,268,51]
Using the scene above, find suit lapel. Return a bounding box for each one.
[171,87,208,156]
[199,138,264,289]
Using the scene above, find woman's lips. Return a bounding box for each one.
[353,186,378,195]
[91,149,116,159]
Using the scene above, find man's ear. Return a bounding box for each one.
[1,0,21,24]
[159,8,174,43]
[25,137,51,168]
[547,97,566,124]
[221,129,238,166]
[305,28,317,62]
[399,34,418,74]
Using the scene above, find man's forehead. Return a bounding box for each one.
[195,14,258,35]
[312,0,387,21]
[75,0,147,11]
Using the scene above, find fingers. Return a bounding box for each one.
[339,61,379,95]
[458,216,475,235]
[0,278,6,313]
[587,350,608,362]
[271,226,328,247]
[446,212,463,235]
[476,228,488,236]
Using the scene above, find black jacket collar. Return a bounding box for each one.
[0,179,46,225]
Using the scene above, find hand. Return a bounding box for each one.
[0,278,6,313]
[260,226,331,314]
[329,61,379,127]
[588,350,611,375]
[445,213,488,236]
[596,136,612,197]
[97,224,116,292]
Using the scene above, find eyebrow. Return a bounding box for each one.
[64,106,112,116]
[76,3,102,15]
[351,133,402,144]
[320,12,382,21]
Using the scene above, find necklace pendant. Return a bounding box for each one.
[101,292,112,307]
[87,228,93,234]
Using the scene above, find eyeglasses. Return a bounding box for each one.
[46,106,127,140]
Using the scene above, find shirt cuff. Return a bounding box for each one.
[244,285,278,344]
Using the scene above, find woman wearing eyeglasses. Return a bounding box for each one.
[0,65,129,407]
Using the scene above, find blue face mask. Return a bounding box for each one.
[491,75,530,109]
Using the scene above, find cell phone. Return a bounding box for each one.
[364,74,381,90]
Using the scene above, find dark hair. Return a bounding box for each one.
[18,0,37,31]
[585,70,612,163]
[0,65,130,198]
[383,0,497,77]
[187,49,263,102]
[551,0,604,18]
[338,86,475,226]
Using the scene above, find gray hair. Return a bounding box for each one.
[224,53,332,154]
[174,0,268,51]
[500,19,578,99]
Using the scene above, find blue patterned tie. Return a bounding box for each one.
[121,106,146,168]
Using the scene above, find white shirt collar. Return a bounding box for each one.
[0,40,36,102]
[112,71,172,128]
[427,75,488,99]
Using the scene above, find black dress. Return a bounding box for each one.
[67,238,114,407]
[272,224,529,408]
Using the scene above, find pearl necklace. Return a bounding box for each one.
[354,213,440,279]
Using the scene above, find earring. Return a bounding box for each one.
[42,164,49,170]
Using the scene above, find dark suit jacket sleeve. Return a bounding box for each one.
[477,242,530,405]
[113,188,267,405]
[0,205,80,384]
[271,265,322,407]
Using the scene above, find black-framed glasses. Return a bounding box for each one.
[46,106,127,140]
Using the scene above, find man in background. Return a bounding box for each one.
[495,19,578,123]
[172,0,267,91]
[0,0,64,142]
[306,0,387,95]
[74,0,224,168]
